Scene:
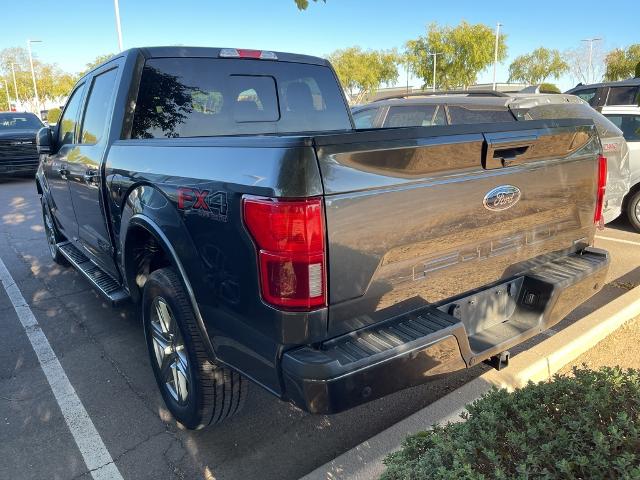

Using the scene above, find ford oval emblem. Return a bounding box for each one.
[483,185,521,211]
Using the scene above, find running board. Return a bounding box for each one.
[57,241,129,306]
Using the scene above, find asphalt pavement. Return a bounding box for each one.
[1,176,640,480]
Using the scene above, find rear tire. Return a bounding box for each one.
[40,197,68,266]
[626,190,640,232]
[142,268,247,429]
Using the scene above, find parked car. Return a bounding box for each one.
[566,77,640,110]
[353,92,630,224]
[602,105,640,230]
[36,47,609,430]
[0,111,43,176]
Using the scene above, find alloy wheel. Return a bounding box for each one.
[149,297,190,404]
[43,206,58,259]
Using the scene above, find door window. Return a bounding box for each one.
[352,108,378,128]
[80,68,119,144]
[447,105,515,124]
[573,88,598,106]
[58,84,85,146]
[604,114,640,141]
[383,105,438,127]
[606,86,640,106]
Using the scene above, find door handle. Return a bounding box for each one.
[83,170,99,185]
[57,164,69,178]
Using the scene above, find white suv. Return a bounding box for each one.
[602,105,640,230]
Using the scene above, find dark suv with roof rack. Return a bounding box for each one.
[352,91,630,225]
[566,78,640,110]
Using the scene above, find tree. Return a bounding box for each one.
[406,22,507,90]
[80,54,115,76]
[508,47,568,84]
[604,44,640,81]
[47,107,62,124]
[539,82,561,94]
[328,47,399,103]
[564,43,605,85]
[295,0,325,9]
[0,46,77,111]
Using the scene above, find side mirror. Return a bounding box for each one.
[37,127,54,155]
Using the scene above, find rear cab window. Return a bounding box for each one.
[130,58,351,138]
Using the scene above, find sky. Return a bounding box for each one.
[2,0,639,92]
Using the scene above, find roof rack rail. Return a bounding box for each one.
[372,90,510,102]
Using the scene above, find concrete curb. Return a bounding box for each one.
[301,286,640,480]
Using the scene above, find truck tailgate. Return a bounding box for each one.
[314,119,601,337]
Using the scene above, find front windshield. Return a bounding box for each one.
[0,113,43,130]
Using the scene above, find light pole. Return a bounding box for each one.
[581,37,601,83]
[428,52,442,92]
[114,0,123,52]
[492,22,503,90]
[11,63,19,102]
[1,81,10,111]
[27,39,42,114]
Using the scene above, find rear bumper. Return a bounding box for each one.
[282,248,609,414]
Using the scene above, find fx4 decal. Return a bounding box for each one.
[177,187,228,222]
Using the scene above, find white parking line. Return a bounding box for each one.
[596,235,640,247]
[0,257,124,480]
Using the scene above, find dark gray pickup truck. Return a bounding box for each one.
[36,46,610,430]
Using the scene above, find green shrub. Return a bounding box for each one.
[382,367,640,480]
[539,82,561,94]
[46,107,62,124]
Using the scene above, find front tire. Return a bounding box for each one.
[142,268,247,429]
[626,190,640,232]
[41,197,68,265]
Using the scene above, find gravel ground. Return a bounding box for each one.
[560,315,640,373]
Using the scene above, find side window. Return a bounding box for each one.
[352,108,378,129]
[606,87,640,106]
[58,84,85,146]
[80,68,119,144]
[573,88,598,106]
[383,105,437,128]
[605,115,640,141]
[447,105,515,124]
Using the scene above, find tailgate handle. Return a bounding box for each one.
[484,135,538,169]
[493,145,530,165]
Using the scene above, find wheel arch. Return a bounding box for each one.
[119,185,216,361]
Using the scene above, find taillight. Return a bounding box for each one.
[243,197,326,311]
[594,155,607,228]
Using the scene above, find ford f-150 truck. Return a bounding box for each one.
[36,47,610,430]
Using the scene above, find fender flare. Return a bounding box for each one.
[123,212,217,361]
